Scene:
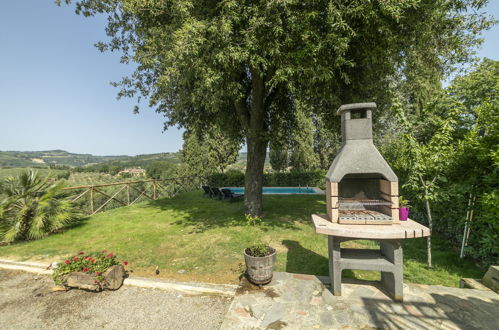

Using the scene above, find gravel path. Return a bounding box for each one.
[0,269,232,329]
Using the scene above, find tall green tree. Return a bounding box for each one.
[396,96,461,268]
[180,128,241,179]
[289,105,318,171]
[442,59,498,264]
[269,137,289,173]
[387,59,498,266]
[313,113,340,171]
[60,0,491,215]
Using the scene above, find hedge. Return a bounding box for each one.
[207,170,326,188]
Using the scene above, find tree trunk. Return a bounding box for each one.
[245,135,267,215]
[419,175,433,268]
[243,68,268,216]
[424,196,433,268]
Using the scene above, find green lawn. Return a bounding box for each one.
[0,191,483,286]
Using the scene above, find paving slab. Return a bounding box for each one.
[221,272,499,329]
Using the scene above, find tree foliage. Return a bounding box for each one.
[0,170,78,243]
[386,59,498,266]
[269,137,289,173]
[289,105,319,171]
[59,0,492,215]
[180,128,241,179]
[145,160,177,179]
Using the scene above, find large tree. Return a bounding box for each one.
[289,105,318,171]
[180,128,241,179]
[384,59,498,266]
[60,0,491,215]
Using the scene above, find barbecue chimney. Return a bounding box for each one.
[325,103,400,224]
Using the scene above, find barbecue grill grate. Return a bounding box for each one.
[336,198,392,207]
[339,209,392,221]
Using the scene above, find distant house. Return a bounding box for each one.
[118,167,146,177]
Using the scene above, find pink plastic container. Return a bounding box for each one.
[399,207,409,221]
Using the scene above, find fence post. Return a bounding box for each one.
[126,184,130,205]
[89,186,94,214]
[153,181,157,200]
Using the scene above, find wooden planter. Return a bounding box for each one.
[62,265,125,291]
[244,247,276,285]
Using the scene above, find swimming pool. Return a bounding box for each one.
[223,187,324,195]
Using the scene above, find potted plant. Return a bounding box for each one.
[51,250,128,291]
[399,196,411,221]
[243,214,276,285]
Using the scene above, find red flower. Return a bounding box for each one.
[96,272,102,275]
[90,259,95,263]
[82,267,89,272]
[84,256,89,260]
[78,251,84,255]
[122,261,128,266]
[65,259,70,264]
[73,257,79,261]
[101,250,107,253]
[106,253,113,258]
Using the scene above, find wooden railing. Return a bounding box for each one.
[63,176,201,215]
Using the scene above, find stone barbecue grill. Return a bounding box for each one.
[312,102,430,301]
[325,103,399,225]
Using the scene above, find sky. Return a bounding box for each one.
[0,1,497,156]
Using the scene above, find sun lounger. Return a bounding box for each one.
[221,188,244,201]
[202,185,212,197]
[211,187,222,199]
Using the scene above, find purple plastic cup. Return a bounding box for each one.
[399,207,409,221]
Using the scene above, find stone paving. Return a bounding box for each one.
[221,272,499,329]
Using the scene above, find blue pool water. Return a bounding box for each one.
[224,187,323,195]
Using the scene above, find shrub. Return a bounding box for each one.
[244,214,272,257]
[207,170,325,188]
[0,170,79,243]
[208,169,245,187]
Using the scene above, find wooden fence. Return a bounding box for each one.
[63,177,201,215]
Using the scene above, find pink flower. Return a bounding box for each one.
[82,267,89,272]
[73,257,79,261]
[65,260,70,264]
[106,253,113,258]
[90,259,95,263]
[84,256,89,260]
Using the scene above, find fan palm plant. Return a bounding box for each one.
[0,170,78,243]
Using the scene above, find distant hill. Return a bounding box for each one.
[0,149,259,170]
[83,152,181,171]
[0,150,131,167]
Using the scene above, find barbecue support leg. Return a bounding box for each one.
[328,236,342,296]
[326,237,404,301]
[380,240,403,301]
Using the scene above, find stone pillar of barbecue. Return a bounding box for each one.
[325,103,400,224]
